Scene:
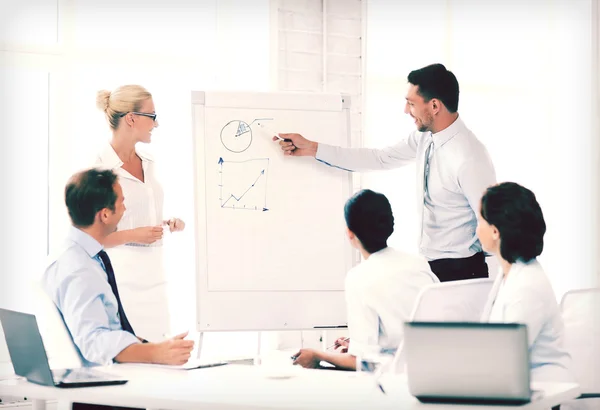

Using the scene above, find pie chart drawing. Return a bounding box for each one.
[220,120,252,153]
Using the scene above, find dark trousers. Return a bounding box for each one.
[428,251,489,282]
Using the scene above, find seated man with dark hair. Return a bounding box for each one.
[43,168,194,369]
[292,189,438,370]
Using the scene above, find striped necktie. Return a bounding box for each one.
[418,137,434,245]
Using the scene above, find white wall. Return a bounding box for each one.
[364,0,599,296]
[0,0,273,363]
[594,0,600,286]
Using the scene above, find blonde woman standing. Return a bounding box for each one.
[95,85,185,342]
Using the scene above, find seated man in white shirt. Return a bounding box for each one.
[43,168,194,369]
[292,189,438,370]
[477,182,574,383]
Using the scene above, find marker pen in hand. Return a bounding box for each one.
[256,121,294,145]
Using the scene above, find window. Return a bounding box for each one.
[0,68,49,312]
[0,0,58,45]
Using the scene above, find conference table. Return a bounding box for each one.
[0,363,581,410]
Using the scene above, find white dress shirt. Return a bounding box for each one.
[345,247,438,357]
[481,260,574,383]
[316,117,496,261]
[43,227,140,366]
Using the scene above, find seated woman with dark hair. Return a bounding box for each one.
[477,182,574,382]
[292,189,438,370]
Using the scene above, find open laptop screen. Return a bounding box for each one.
[0,308,56,386]
[404,322,530,405]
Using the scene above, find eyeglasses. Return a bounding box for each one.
[120,112,158,122]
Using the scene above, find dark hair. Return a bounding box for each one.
[344,189,394,254]
[407,63,459,113]
[480,182,546,263]
[65,168,118,227]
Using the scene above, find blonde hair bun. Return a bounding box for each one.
[98,85,152,130]
[96,90,111,111]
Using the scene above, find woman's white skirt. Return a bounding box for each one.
[107,245,170,342]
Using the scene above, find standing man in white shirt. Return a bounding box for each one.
[292,189,437,370]
[275,64,496,282]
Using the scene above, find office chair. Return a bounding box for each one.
[31,281,82,370]
[385,278,495,373]
[553,288,600,410]
[409,277,495,322]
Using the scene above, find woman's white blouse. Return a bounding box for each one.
[96,143,165,247]
[345,247,438,358]
[482,259,574,382]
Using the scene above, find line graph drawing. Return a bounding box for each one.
[218,157,270,211]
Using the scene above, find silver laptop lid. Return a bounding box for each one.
[404,322,530,403]
[0,308,55,386]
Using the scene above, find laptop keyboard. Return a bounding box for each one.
[52,368,106,382]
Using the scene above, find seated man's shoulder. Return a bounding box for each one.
[45,243,95,279]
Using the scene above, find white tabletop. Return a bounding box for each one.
[0,364,581,410]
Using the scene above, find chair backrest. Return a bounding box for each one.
[560,288,600,394]
[31,281,82,369]
[410,278,495,322]
[0,281,82,376]
[388,278,495,374]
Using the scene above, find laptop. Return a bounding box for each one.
[0,308,128,388]
[403,322,532,405]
